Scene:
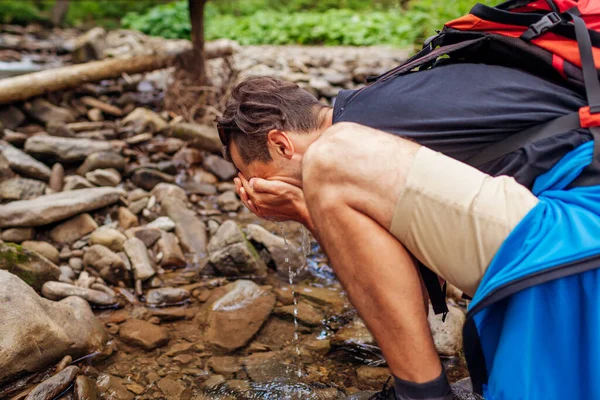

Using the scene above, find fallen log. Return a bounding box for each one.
[0,40,237,105]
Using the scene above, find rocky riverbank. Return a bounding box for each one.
[0,25,470,400]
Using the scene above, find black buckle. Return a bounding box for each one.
[521,12,562,41]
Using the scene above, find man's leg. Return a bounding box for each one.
[307,192,441,382]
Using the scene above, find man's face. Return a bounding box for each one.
[229,140,285,182]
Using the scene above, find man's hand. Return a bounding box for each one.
[234,173,315,232]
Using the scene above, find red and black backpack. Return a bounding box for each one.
[378,0,600,316]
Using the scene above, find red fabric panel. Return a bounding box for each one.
[552,54,568,78]
[579,106,600,128]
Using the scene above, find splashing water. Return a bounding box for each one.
[278,223,308,378]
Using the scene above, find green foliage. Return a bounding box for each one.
[123,0,501,46]
[0,1,46,24]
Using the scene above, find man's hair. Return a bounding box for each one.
[216,76,327,164]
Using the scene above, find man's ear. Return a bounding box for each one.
[267,129,294,159]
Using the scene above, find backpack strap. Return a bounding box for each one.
[464,112,581,167]
[418,261,449,319]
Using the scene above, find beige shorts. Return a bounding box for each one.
[390,146,539,297]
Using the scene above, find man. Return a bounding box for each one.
[216,64,590,399]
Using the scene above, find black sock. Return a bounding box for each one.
[393,369,453,400]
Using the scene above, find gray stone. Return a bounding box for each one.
[246,224,304,278]
[76,151,126,176]
[428,304,465,356]
[21,240,60,264]
[151,182,187,204]
[49,163,64,192]
[0,242,60,290]
[63,175,94,191]
[157,232,186,268]
[121,107,168,134]
[0,187,123,228]
[123,237,155,281]
[0,270,107,385]
[146,287,190,306]
[131,168,174,191]
[83,244,129,284]
[0,140,51,181]
[162,197,207,256]
[208,221,266,278]
[217,191,242,212]
[322,71,350,86]
[85,168,121,187]
[24,98,76,124]
[309,77,339,98]
[197,280,275,352]
[119,319,169,350]
[59,265,75,283]
[0,178,46,200]
[203,155,237,181]
[171,122,221,153]
[89,226,126,251]
[25,136,113,162]
[25,365,81,400]
[42,281,117,306]
[1,227,34,243]
[49,213,98,245]
[451,378,483,400]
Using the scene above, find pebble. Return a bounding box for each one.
[42,281,117,306]
[146,287,190,306]
[147,216,175,231]
[119,319,169,350]
[49,213,98,245]
[21,240,60,264]
[118,206,138,229]
[1,227,35,243]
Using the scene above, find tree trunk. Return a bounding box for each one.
[186,0,207,84]
[51,0,70,27]
[0,40,236,105]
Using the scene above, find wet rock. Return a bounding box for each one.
[157,377,185,398]
[122,107,168,134]
[217,190,242,212]
[147,216,176,231]
[83,245,129,284]
[246,224,304,278]
[146,137,184,154]
[162,197,207,256]
[118,206,138,229]
[49,163,64,192]
[0,270,107,385]
[1,227,34,243]
[0,187,123,228]
[0,105,25,129]
[25,366,81,400]
[275,301,324,327]
[22,241,60,264]
[0,242,60,290]
[0,177,46,200]
[119,319,169,350]
[242,352,296,383]
[74,375,100,400]
[331,317,374,347]
[304,337,331,355]
[89,226,126,251]
[25,136,113,162]
[96,374,134,400]
[131,168,174,191]
[123,237,155,281]
[203,154,237,181]
[42,282,117,306]
[24,98,76,124]
[356,366,390,389]
[0,140,51,181]
[151,182,187,204]
[207,356,241,378]
[171,123,222,153]
[208,220,267,278]
[63,175,94,191]
[428,304,465,356]
[197,280,276,352]
[297,285,347,313]
[85,168,121,187]
[125,227,161,247]
[157,232,186,268]
[146,287,190,306]
[49,213,98,245]
[77,151,126,175]
[451,378,483,400]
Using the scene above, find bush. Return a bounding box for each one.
[123,0,499,46]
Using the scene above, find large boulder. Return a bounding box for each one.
[0,242,60,291]
[0,187,123,228]
[245,224,304,278]
[24,136,113,163]
[0,270,107,385]
[0,140,51,181]
[208,221,267,278]
[197,280,275,352]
